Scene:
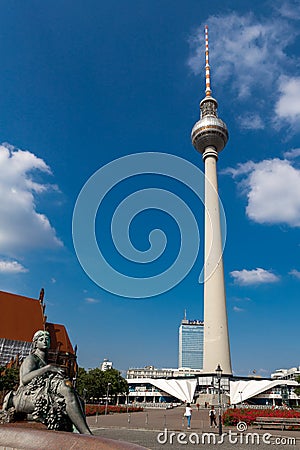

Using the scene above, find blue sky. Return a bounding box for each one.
[1,0,300,377]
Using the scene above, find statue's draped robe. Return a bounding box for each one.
[13,354,71,430]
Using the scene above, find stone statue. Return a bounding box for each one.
[2,330,92,434]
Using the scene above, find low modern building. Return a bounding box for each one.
[230,379,299,407]
[126,368,232,405]
[127,377,197,404]
[126,368,300,407]
[127,366,174,379]
[126,366,203,380]
[271,366,300,381]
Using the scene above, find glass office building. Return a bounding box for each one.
[178,317,204,370]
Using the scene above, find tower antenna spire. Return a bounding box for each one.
[205,25,212,97]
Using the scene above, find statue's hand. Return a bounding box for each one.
[45,364,66,377]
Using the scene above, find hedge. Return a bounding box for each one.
[223,408,300,426]
[85,404,143,416]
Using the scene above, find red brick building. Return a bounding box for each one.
[0,290,76,378]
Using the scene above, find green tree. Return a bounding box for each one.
[84,368,106,400]
[102,368,128,402]
[75,367,87,397]
[0,366,19,406]
[75,366,128,403]
[0,366,19,392]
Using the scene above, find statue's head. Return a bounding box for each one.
[32,330,51,352]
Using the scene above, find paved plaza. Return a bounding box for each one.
[87,407,300,450]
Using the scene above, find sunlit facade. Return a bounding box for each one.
[178,318,204,370]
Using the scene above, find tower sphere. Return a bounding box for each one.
[191,97,228,154]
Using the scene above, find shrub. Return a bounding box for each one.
[85,404,143,416]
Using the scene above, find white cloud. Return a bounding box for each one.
[0,144,62,256]
[275,0,300,20]
[85,297,99,304]
[188,11,300,130]
[0,259,28,273]
[239,113,265,131]
[275,76,300,129]
[231,296,251,302]
[283,148,300,159]
[225,158,300,227]
[233,306,245,313]
[230,268,280,285]
[256,368,269,375]
[188,13,295,99]
[289,269,300,279]
[222,161,256,178]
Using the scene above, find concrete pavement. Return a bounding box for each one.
[87,406,300,450]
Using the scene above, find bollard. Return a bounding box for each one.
[128,413,131,423]
[95,411,98,424]
[145,413,148,425]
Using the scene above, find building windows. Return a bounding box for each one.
[178,319,204,370]
[0,338,32,365]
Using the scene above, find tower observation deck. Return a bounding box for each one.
[191,26,232,375]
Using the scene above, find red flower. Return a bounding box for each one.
[223,409,300,426]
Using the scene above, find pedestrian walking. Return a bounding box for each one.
[184,403,192,429]
[209,405,217,428]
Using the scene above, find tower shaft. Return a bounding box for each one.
[191,26,232,375]
[203,148,232,374]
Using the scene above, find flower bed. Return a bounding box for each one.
[223,408,300,426]
[85,404,143,416]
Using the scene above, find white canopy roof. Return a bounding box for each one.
[129,378,197,403]
[230,379,298,405]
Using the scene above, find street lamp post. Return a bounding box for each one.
[215,364,223,436]
[105,382,111,415]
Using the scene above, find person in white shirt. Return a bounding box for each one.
[184,403,192,429]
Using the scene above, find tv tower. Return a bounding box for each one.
[191,26,232,375]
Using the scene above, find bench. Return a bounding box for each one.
[254,417,300,430]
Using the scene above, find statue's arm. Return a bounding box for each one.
[20,357,64,386]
